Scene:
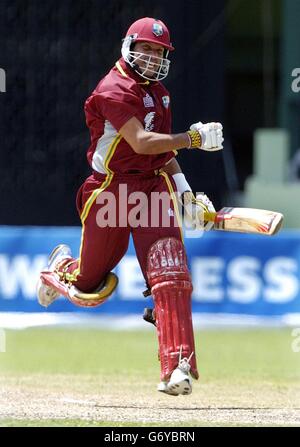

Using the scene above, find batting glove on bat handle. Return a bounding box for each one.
[187,121,224,151]
[194,193,216,231]
[182,192,216,231]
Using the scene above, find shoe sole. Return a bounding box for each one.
[158,378,192,396]
[37,244,70,307]
[166,378,192,396]
[36,277,59,307]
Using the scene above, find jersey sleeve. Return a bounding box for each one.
[90,87,141,132]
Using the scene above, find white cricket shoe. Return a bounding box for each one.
[37,244,72,307]
[157,348,193,396]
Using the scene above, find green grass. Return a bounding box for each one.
[0,327,299,426]
[1,328,299,382]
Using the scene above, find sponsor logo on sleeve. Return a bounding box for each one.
[143,94,155,108]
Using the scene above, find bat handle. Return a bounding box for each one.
[204,211,217,222]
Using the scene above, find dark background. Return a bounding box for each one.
[0,0,282,225]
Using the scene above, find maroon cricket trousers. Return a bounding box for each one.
[61,170,183,293]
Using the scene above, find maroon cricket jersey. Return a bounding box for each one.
[84,58,175,175]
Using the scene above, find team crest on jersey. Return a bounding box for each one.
[152,23,163,37]
[162,95,170,108]
[144,112,155,131]
[143,93,154,108]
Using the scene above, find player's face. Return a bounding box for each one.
[132,42,165,79]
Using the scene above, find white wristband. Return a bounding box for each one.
[172,173,192,195]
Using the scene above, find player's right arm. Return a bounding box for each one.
[119,116,223,155]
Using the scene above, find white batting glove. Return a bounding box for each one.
[183,192,216,231]
[194,193,216,231]
[188,121,224,151]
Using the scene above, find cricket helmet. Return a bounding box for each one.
[121,17,174,81]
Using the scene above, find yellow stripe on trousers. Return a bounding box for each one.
[80,134,121,223]
[66,175,113,284]
[71,134,121,283]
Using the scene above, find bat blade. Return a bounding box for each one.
[205,207,284,235]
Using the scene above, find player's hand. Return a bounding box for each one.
[188,121,223,151]
[182,192,216,231]
[194,193,216,230]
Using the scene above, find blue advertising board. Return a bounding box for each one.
[0,226,299,317]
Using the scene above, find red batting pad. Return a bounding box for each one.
[147,238,199,380]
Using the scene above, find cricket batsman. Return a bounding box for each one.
[37,17,224,396]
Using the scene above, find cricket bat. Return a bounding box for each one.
[204,207,284,235]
